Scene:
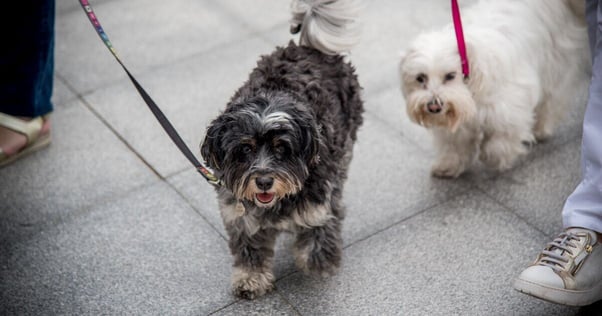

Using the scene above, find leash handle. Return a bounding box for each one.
[451,0,469,79]
[78,0,221,186]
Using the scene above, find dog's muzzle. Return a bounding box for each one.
[255,175,275,204]
[426,97,443,114]
[255,176,274,191]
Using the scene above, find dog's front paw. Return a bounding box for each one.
[431,155,466,178]
[231,267,274,300]
[295,241,341,277]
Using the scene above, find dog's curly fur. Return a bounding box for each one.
[200,0,363,300]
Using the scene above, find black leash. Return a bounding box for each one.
[79,0,221,186]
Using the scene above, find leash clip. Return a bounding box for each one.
[197,166,222,187]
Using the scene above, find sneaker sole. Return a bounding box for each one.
[514,277,602,306]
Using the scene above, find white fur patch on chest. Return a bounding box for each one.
[220,201,333,235]
[292,202,334,228]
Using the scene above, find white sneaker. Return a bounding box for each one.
[514,227,602,306]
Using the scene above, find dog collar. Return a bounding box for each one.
[452,0,470,79]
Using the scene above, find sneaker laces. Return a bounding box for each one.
[537,231,591,273]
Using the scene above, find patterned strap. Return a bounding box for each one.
[78,0,222,186]
[0,113,43,145]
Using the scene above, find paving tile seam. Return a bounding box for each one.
[77,95,164,180]
[122,0,285,79]
[360,110,431,156]
[126,34,260,82]
[164,179,228,242]
[214,0,290,40]
[163,166,198,181]
[508,134,582,171]
[472,185,552,239]
[529,132,583,161]
[53,72,81,106]
[68,29,265,97]
[342,188,474,252]
[268,188,476,301]
[206,299,240,316]
[53,68,97,101]
[0,179,161,240]
[58,35,265,99]
[206,289,303,316]
[57,0,121,16]
[76,179,226,242]
[357,90,433,155]
[273,290,304,316]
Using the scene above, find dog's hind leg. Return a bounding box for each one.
[293,216,343,277]
[479,131,530,172]
[227,226,278,300]
[533,94,566,142]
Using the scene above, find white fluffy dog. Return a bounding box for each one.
[399,0,589,178]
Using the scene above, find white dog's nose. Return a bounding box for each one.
[426,98,443,113]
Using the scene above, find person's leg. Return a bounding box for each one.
[0,0,55,164]
[562,0,602,234]
[0,1,55,117]
[513,0,602,306]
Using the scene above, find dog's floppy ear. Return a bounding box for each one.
[200,116,227,171]
[295,110,321,166]
[398,48,418,97]
[465,40,485,94]
[304,119,321,166]
[398,48,409,66]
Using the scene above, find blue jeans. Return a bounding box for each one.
[0,0,55,117]
[562,0,602,233]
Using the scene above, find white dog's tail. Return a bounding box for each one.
[289,0,362,55]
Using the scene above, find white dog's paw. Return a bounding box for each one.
[533,124,553,142]
[431,155,467,178]
[231,267,274,300]
[479,138,527,171]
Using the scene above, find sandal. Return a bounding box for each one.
[0,112,51,167]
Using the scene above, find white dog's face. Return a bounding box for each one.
[399,32,476,132]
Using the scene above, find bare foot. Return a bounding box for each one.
[0,116,51,156]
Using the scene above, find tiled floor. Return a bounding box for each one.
[2,0,600,315]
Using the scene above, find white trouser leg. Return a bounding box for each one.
[562,0,602,233]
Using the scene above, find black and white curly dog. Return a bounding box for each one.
[200,0,363,299]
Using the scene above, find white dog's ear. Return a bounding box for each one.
[465,41,485,95]
[399,48,408,63]
[398,48,412,71]
[398,48,415,78]
[398,49,411,95]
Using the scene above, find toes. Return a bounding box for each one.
[231,267,274,300]
[431,161,464,178]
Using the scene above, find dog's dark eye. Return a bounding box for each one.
[416,73,427,84]
[444,72,456,82]
[274,145,288,159]
[241,144,253,155]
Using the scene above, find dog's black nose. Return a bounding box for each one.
[255,176,274,191]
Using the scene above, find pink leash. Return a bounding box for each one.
[451,0,469,79]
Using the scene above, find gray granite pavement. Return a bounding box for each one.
[2,0,601,315]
